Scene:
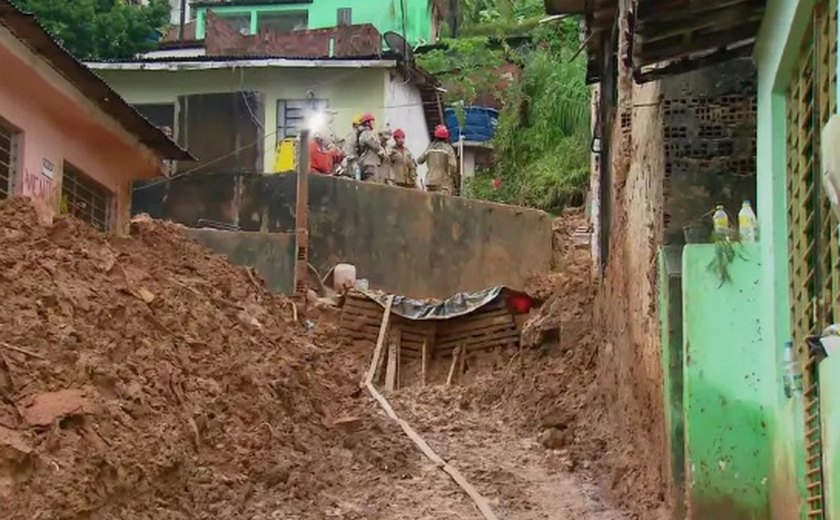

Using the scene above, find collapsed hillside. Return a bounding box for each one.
[0,198,457,519]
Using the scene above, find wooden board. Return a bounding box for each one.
[364,295,394,385]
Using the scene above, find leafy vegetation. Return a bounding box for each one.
[13,0,170,60]
[419,2,591,214]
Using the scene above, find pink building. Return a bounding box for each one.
[0,0,191,233]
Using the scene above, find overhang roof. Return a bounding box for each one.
[544,0,765,83]
[633,0,765,82]
[0,0,193,161]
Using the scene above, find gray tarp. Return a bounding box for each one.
[359,286,505,321]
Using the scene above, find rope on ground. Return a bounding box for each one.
[362,296,500,520]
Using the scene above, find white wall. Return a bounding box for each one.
[168,0,190,25]
[383,70,431,183]
[95,65,385,172]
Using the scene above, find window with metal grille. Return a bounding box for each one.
[61,163,112,232]
[258,11,307,34]
[0,120,19,199]
[276,99,328,140]
[337,8,352,26]
[785,1,837,518]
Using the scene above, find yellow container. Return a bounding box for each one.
[273,138,297,173]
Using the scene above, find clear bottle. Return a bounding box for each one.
[738,201,758,242]
[783,340,794,398]
[713,204,730,239]
[783,341,803,398]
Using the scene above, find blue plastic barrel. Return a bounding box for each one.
[443,106,499,143]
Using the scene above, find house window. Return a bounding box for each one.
[216,12,251,35]
[258,11,308,34]
[0,120,19,199]
[276,99,328,140]
[61,163,112,231]
[337,8,352,26]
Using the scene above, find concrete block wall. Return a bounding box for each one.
[204,12,382,58]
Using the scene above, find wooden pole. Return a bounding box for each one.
[421,339,429,386]
[446,345,461,386]
[293,129,311,298]
[365,295,394,385]
[385,330,398,393]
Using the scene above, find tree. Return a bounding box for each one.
[13,0,170,60]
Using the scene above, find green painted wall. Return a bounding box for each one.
[821,353,840,518]
[753,0,827,517]
[658,246,685,517]
[194,0,435,45]
[682,244,773,519]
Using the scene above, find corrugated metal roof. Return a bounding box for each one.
[0,0,193,161]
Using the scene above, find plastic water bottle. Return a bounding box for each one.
[713,204,729,239]
[783,341,803,398]
[739,201,758,242]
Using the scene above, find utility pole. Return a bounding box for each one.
[293,129,311,299]
[178,0,187,40]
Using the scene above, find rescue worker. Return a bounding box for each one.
[341,115,363,179]
[376,128,392,184]
[417,124,458,195]
[309,132,341,175]
[356,112,386,182]
[388,128,417,188]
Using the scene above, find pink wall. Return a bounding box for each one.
[0,35,161,230]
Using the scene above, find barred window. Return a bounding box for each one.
[61,163,112,231]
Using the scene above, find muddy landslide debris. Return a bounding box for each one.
[0,198,413,519]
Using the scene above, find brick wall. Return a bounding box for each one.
[204,12,382,58]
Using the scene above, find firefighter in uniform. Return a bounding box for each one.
[341,114,363,178]
[388,128,417,188]
[356,113,386,182]
[417,124,458,195]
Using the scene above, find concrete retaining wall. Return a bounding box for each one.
[135,173,552,298]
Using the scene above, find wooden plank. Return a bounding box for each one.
[438,315,514,337]
[437,328,520,350]
[364,295,394,385]
[386,331,398,392]
[421,339,429,386]
[446,345,462,386]
[437,337,518,356]
[436,309,510,332]
[437,320,517,343]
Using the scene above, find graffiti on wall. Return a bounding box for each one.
[21,161,54,199]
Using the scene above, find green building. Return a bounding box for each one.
[190,0,440,46]
[546,0,840,517]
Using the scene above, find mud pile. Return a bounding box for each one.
[0,198,412,519]
[398,212,667,517]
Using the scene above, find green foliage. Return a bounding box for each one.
[420,15,591,214]
[417,36,507,104]
[13,0,170,60]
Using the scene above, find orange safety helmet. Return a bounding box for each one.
[392,128,406,139]
[434,124,449,140]
[359,112,375,125]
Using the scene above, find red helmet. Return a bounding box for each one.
[434,124,449,140]
[393,128,406,139]
[359,112,375,125]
